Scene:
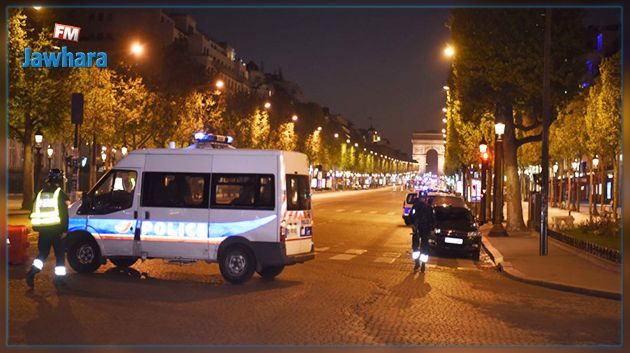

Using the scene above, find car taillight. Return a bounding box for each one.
[280,220,287,242]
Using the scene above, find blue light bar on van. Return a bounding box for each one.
[194,131,234,145]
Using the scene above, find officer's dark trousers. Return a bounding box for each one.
[36,230,65,267]
[412,229,429,254]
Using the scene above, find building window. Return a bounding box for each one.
[211,174,275,210]
[142,172,209,208]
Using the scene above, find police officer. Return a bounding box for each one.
[410,193,434,272]
[26,169,70,289]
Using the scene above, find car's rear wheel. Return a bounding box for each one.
[257,265,285,280]
[219,245,255,284]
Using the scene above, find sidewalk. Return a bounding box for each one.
[7,193,30,215]
[480,224,621,300]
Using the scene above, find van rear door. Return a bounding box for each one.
[283,174,313,255]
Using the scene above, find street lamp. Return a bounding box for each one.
[571,159,580,212]
[34,130,43,189]
[443,45,455,58]
[479,137,489,224]
[346,139,351,144]
[590,155,600,218]
[291,114,298,122]
[215,79,225,90]
[46,144,54,169]
[317,126,322,131]
[442,118,447,123]
[334,133,339,138]
[442,107,447,113]
[130,41,144,57]
[443,86,450,91]
[490,122,507,236]
[264,101,271,109]
[121,145,128,157]
[552,162,559,207]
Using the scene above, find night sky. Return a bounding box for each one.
[193,9,451,153]
[191,7,620,154]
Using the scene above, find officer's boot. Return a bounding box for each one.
[53,266,67,288]
[413,259,420,272]
[25,266,39,289]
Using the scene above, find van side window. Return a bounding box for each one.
[211,174,274,210]
[142,172,209,208]
[286,175,311,210]
[82,170,137,214]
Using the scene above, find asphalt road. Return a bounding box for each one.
[7,189,621,346]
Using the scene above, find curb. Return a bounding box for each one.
[8,210,30,216]
[480,235,621,301]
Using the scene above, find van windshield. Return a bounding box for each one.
[286,175,311,210]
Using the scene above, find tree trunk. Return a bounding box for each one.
[21,132,34,210]
[612,155,619,219]
[89,133,97,188]
[600,158,605,213]
[567,168,572,212]
[588,160,593,222]
[501,104,526,231]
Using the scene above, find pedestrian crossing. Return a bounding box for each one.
[333,209,399,216]
[313,246,489,270]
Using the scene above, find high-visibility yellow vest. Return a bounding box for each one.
[30,188,61,226]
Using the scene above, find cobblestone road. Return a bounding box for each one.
[7,189,621,346]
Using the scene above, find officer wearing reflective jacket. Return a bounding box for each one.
[410,193,434,272]
[26,169,70,289]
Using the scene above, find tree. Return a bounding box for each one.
[586,53,621,218]
[275,122,297,151]
[9,10,69,208]
[449,9,587,231]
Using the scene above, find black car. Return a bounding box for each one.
[428,206,481,260]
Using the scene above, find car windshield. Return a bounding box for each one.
[434,207,474,227]
[430,195,465,208]
[405,193,418,204]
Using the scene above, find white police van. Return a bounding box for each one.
[65,133,314,283]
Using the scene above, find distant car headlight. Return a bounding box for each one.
[467,231,480,238]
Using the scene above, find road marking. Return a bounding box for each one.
[382,252,401,258]
[386,212,395,216]
[345,249,367,255]
[335,209,346,212]
[315,246,330,252]
[373,257,396,264]
[329,254,357,261]
[369,210,377,214]
[352,209,362,213]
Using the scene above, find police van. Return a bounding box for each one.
[65,133,314,283]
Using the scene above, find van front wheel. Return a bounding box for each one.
[67,237,101,273]
[219,245,255,284]
[257,265,285,279]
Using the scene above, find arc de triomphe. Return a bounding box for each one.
[411,131,445,175]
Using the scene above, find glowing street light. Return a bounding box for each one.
[442,118,447,123]
[443,86,450,91]
[317,126,322,131]
[442,107,447,113]
[334,133,339,138]
[443,45,455,58]
[346,139,351,144]
[130,42,144,57]
[33,6,42,10]
[264,102,271,109]
[291,114,298,122]
[121,145,128,156]
[215,80,225,89]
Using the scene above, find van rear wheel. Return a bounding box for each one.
[257,265,285,279]
[110,257,138,268]
[219,245,255,284]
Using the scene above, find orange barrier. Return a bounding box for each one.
[8,225,30,265]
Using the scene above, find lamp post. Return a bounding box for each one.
[121,144,128,157]
[591,155,599,218]
[552,162,559,207]
[34,130,43,190]
[46,144,54,169]
[571,159,580,212]
[479,137,489,224]
[490,122,507,236]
